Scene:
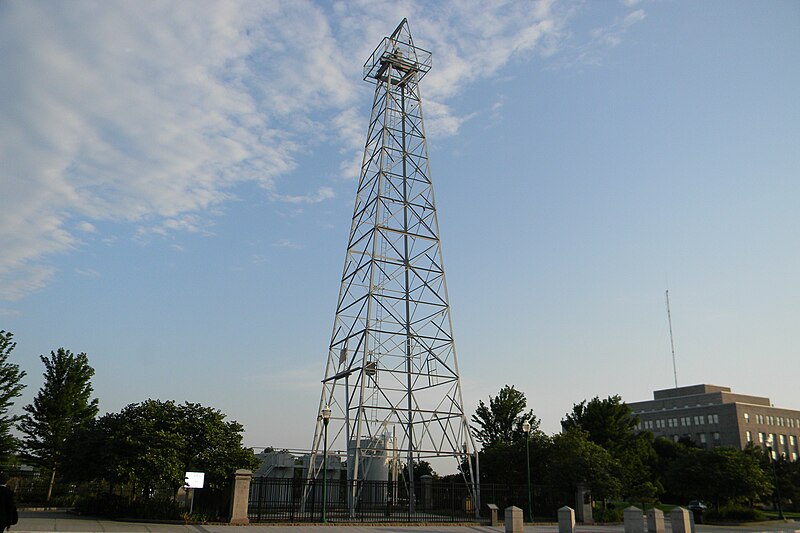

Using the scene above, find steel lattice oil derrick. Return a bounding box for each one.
[308,19,479,516]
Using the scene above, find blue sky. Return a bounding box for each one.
[1,0,798,458]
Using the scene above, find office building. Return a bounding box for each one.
[628,384,800,461]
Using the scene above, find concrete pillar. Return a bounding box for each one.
[421,475,433,509]
[558,506,576,533]
[670,507,692,533]
[505,505,523,533]
[647,508,665,533]
[229,469,252,525]
[575,483,593,524]
[624,506,644,533]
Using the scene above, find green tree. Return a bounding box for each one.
[545,428,622,502]
[562,395,658,501]
[19,348,99,500]
[666,447,771,509]
[561,395,638,452]
[471,385,540,448]
[0,330,26,465]
[402,459,437,482]
[747,445,800,513]
[470,385,547,485]
[66,399,258,497]
[177,402,259,490]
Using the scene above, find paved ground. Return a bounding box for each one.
[11,511,800,533]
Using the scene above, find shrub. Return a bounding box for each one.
[593,507,624,523]
[74,493,183,520]
[704,505,766,522]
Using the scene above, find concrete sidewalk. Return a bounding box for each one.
[11,511,800,533]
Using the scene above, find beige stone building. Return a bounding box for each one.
[628,384,800,461]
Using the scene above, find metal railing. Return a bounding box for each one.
[248,478,572,523]
[249,478,476,523]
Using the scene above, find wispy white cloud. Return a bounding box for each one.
[0,265,56,301]
[273,239,304,250]
[0,0,626,300]
[77,222,96,233]
[271,187,336,205]
[590,8,647,50]
[74,268,101,278]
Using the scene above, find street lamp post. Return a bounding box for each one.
[522,420,532,524]
[322,406,332,523]
[765,435,785,521]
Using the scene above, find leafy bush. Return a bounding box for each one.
[75,493,183,520]
[704,505,766,522]
[593,507,624,523]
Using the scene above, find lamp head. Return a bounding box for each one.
[322,405,332,422]
[522,420,531,433]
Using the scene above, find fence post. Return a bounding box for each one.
[229,469,252,525]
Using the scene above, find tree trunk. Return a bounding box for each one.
[47,468,57,501]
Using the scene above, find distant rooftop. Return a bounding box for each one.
[653,384,731,400]
[630,383,774,410]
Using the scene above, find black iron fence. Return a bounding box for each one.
[248,478,574,523]
[3,469,109,506]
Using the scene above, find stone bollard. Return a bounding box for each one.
[558,506,576,533]
[647,508,665,533]
[670,507,692,533]
[624,506,645,533]
[505,505,523,533]
[487,504,500,527]
[229,469,252,525]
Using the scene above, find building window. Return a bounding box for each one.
[780,435,786,446]
[713,432,720,444]
[746,431,752,442]
[759,432,765,444]
[699,433,707,446]
[711,414,719,424]
[792,452,798,461]
[673,435,679,443]
[790,435,797,447]
[744,412,750,423]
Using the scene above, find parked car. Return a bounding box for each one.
[688,500,707,523]
[687,500,707,511]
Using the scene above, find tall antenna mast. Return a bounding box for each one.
[307,19,479,518]
[665,289,678,388]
